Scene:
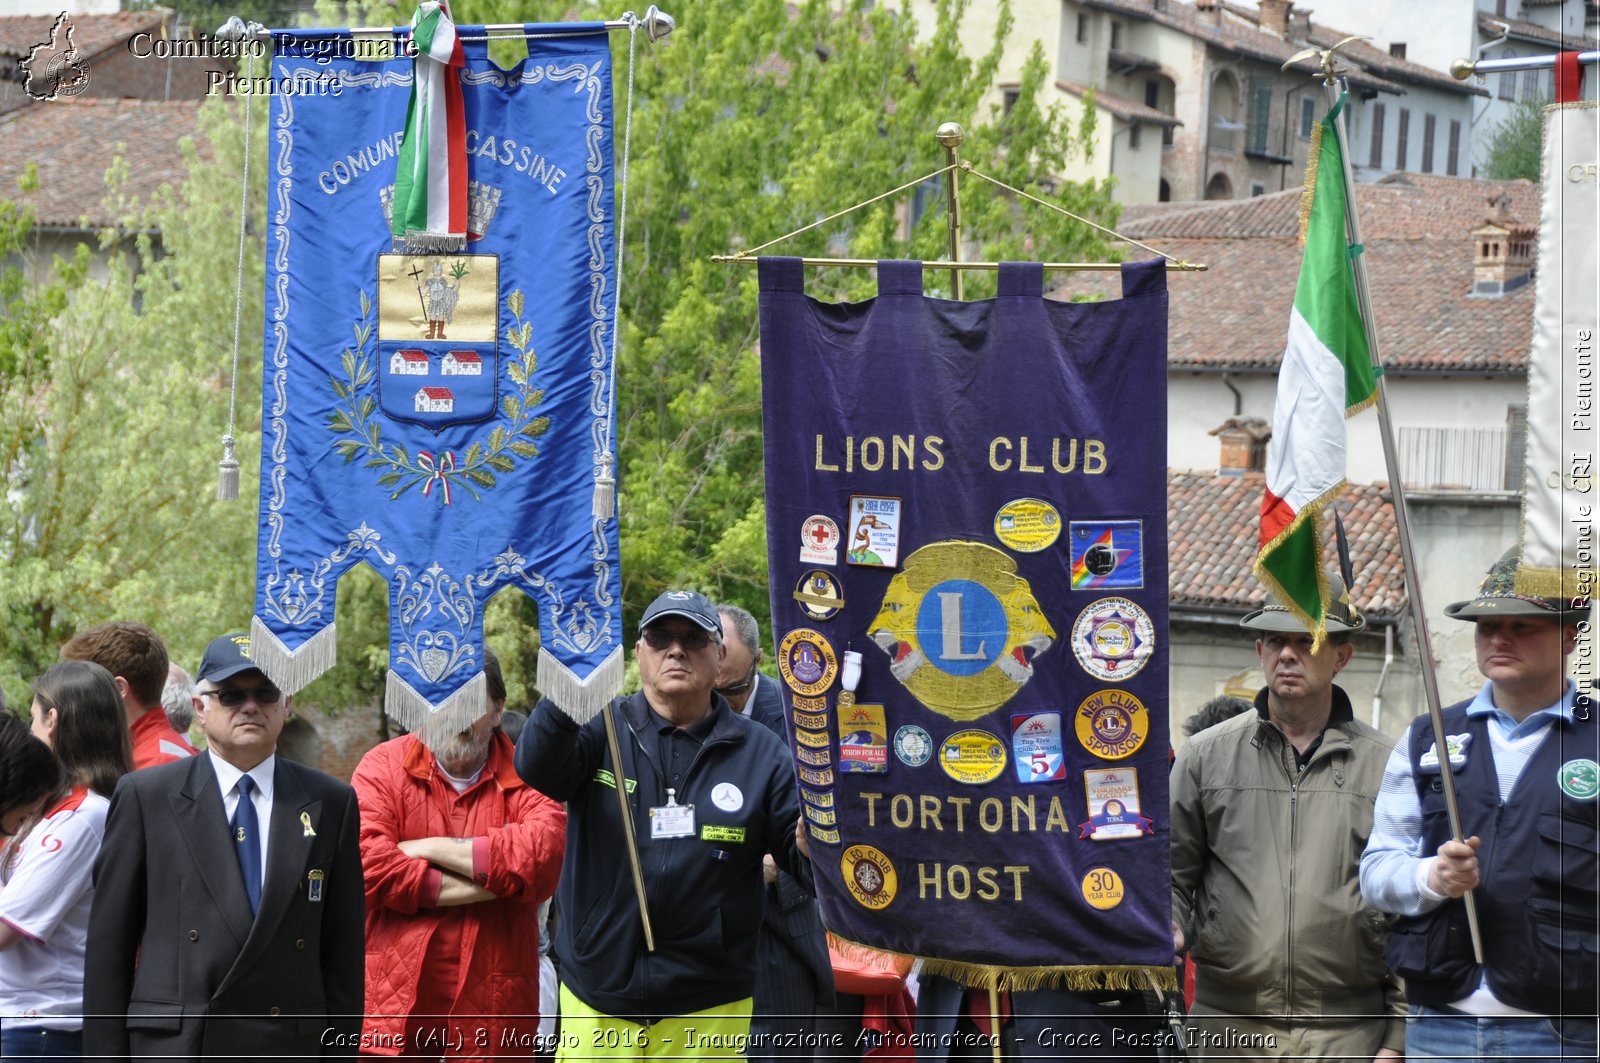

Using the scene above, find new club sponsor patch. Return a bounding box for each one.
[939,729,1008,785]
[894,724,934,767]
[1559,758,1599,801]
[1010,711,1066,783]
[778,628,839,696]
[801,514,841,566]
[994,498,1062,553]
[1072,597,1154,681]
[838,701,889,774]
[1079,767,1154,840]
[794,569,846,621]
[846,495,902,568]
[841,844,899,910]
[1074,689,1149,761]
[1081,866,1125,910]
[1069,520,1144,590]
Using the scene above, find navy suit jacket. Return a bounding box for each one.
[84,751,366,1061]
[746,674,836,1010]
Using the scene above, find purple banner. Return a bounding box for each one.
[759,258,1171,982]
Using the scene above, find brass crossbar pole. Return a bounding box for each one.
[711,255,1208,272]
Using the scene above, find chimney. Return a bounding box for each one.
[1209,417,1272,475]
[1258,0,1292,38]
[1470,195,1536,297]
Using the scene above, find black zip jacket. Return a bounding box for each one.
[515,691,809,1023]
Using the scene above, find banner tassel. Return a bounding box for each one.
[537,645,624,725]
[248,616,337,694]
[217,435,241,501]
[593,453,616,520]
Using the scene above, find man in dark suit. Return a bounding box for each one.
[84,631,366,1060]
[716,605,836,1063]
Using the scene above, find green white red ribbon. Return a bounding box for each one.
[391,1,466,249]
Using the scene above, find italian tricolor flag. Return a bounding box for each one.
[391,1,467,248]
[1255,94,1377,646]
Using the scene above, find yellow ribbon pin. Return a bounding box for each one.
[300,811,316,837]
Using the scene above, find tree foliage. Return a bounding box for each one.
[1480,97,1544,182]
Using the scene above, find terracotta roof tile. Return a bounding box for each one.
[1073,174,1539,374]
[1479,13,1599,51]
[1167,470,1407,619]
[1056,79,1183,126]
[0,11,165,61]
[0,98,206,229]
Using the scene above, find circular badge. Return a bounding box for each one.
[778,629,839,696]
[994,498,1062,553]
[894,725,934,767]
[938,729,1008,785]
[1074,689,1149,761]
[1081,867,1126,910]
[793,570,846,622]
[801,515,841,559]
[710,782,744,812]
[1072,597,1154,682]
[1559,758,1600,801]
[841,845,898,910]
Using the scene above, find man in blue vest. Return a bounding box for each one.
[1361,548,1597,1060]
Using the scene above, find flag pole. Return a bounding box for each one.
[1306,54,1484,961]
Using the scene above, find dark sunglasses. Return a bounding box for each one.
[642,627,716,652]
[714,662,759,696]
[200,685,283,708]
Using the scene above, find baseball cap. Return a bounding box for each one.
[1444,547,1589,622]
[639,590,720,634]
[196,632,259,684]
[1240,570,1365,634]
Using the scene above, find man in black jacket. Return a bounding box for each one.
[83,631,365,1061]
[516,590,809,1061]
[716,604,835,1063]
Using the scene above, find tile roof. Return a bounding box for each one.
[1167,470,1407,620]
[0,11,165,61]
[1056,79,1183,126]
[0,98,206,229]
[1478,13,1599,51]
[1065,174,1538,374]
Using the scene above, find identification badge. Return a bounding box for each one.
[307,869,325,903]
[649,790,696,839]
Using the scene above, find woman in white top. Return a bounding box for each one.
[0,660,132,1062]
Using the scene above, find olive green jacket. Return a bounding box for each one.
[1170,688,1405,1054]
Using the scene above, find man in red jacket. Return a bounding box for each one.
[352,650,566,1059]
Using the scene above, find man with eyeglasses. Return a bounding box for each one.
[716,604,835,1063]
[84,631,366,1061]
[516,590,811,1061]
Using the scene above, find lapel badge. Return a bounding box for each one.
[307,869,326,903]
[300,811,317,837]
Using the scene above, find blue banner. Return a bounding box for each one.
[759,258,1173,985]
[253,27,623,741]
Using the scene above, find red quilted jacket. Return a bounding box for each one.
[352,731,565,1057]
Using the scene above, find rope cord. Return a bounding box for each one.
[733,163,957,259]
[218,43,256,499]
[961,166,1180,264]
[593,12,638,517]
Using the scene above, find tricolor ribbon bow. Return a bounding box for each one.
[418,449,456,505]
[392,0,467,249]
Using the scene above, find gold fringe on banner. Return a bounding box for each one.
[827,933,1177,994]
[1514,561,1594,601]
[1297,119,1324,244]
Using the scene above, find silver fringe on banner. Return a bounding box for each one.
[248,616,338,694]
[537,644,624,725]
[386,669,487,747]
